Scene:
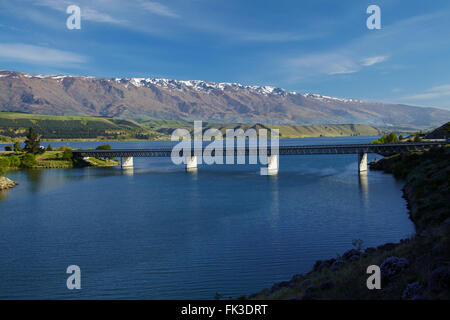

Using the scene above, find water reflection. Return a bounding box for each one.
[0,189,9,201]
[121,168,134,176]
[268,174,280,224]
[358,171,369,205]
[23,169,44,193]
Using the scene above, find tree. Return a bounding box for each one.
[96,144,112,150]
[414,134,423,142]
[24,127,42,154]
[371,132,399,144]
[62,148,73,161]
[46,144,53,151]
[96,144,113,160]
[13,141,22,152]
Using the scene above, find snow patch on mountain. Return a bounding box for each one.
[0,70,366,102]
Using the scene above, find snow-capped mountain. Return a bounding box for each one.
[0,69,448,128]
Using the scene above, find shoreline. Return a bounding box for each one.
[248,146,449,300]
[0,135,383,145]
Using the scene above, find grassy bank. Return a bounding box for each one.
[0,112,386,141]
[0,150,119,171]
[249,146,450,300]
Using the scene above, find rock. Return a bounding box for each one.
[343,249,361,260]
[271,281,290,292]
[300,279,312,287]
[330,260,345,271]
[313,259,336,272]
[290,274,303,282]
[302,285,319,300]
[428,266,450,293]
[312,260,323,272]
[380,257,409,278]
[402,282,423,300]
[377,243,397,252]
[418,230,433,238]
[349,255,360,262]
[437,217,450,235]
[0,176,16,190]
[319,280,334,290]
[400,238,410,245]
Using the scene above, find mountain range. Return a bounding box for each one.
[0,69,449,129]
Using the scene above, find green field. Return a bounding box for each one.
[0,112,385,141]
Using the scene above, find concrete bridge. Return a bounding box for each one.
[73,142,445,175]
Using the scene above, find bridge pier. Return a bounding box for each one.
[358,153,367,173]
[260,155,279,176]
[185,155,198,172]
[121,156,134,169]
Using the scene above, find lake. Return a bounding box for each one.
[0,137,414,299]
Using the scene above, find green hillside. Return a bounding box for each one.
[0,112,384,141]
[0,112,160,140]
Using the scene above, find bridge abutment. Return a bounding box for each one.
[185,155,198,172]
[358,153,367,173]
[121,156,134,169]
[260,155,279,176]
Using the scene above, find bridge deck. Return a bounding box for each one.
[73,142,445,158]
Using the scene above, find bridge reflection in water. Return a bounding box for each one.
[73,142,444,176]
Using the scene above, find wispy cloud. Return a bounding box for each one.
[361,55,389,67]
[82,7,125,24]
[0,43,87,65]
[32,0,125,24]
[287,53,388,77]
[288,53,358,76]
[139,1,179,18]
[403,84,450,100]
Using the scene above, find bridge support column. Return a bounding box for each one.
[121,156,134,169]
[358,153,367,173]
[185,155,198,172]
[260,155,278,176]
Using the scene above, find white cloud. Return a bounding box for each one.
[140,1,179,18]
[288,54,359,76]
[287,53,389,77]
[82,7,125,24]
[0,43,87,65]
[403,84,450,100]
[32,0,125,24]
[361,56,389,67]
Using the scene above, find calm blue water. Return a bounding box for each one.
[0,137,414,299]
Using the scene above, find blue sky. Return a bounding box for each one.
[0,0,449,109]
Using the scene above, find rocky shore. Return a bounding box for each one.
[0,176,16,190]
[249,146,449,300]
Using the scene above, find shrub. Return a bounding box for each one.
[46,145,53,151]
[20,153,37,168]
[13,141,22,152]
[96,144,112,150]
[371,132,399,144]
[62,148,73,161]
[8,155,21,167]
[0,157,11,168]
